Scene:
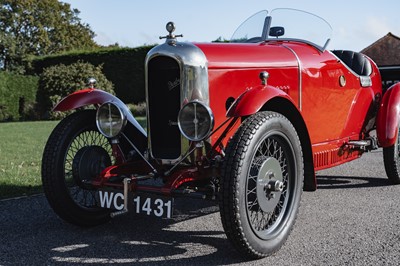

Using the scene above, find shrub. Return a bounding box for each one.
[127,102,147,117]
[37,61,115,119]
[0,72,39,121]
[30,46,154,103]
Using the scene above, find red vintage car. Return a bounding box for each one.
[42,8,400,258]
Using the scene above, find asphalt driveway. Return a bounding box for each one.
[1,149,399,265]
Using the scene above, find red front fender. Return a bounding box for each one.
[53,88,120,112]
[376,83,400,147]
[54,88,147,137]
[226,85,296,117]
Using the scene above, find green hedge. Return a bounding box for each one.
[0,72,39,121]
[37,61,115,120]
[29,46,154,103]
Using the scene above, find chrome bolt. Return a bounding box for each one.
[259,71,270,85]
[265,180,284,192]
[268,172,275,179]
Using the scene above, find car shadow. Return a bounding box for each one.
[316,175,393,189]
[0,195,251,265]
[0,184,43,200]
[51,199,253,265]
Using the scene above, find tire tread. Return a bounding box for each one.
[219,111,303,258]
[42,110,110,226]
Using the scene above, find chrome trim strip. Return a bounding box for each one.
[281,44,302,110]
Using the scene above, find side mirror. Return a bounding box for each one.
[269,26,285,38]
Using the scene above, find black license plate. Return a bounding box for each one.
[96,190,173,218]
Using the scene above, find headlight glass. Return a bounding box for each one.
[96,102,127,138]
[178,101,214,141]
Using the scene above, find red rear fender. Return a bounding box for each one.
[226,85,296,117]
[376,83,400,147]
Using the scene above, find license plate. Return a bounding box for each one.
[132,194,173,218]
[96,190,173,218]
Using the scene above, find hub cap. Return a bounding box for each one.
[256,157,283,213]
[246,134,292,239]
[72,145,111,186]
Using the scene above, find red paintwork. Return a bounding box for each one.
[53,88,117,111]
[377,83,400,147]
[197,43,298,69]
[226,84,296,117]
[196,41,384,173]
[95,166,204,196]
[197,42,300,148]
[56,39,393,195]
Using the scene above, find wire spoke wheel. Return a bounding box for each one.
[246,135,291,239]
[66,130,113,209]
[220,111,304,258]
[42,110,114,226]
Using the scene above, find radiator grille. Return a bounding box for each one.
[147,56,181,159]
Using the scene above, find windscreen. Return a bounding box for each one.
[230,8,332,50]
[230,10,268,43]
[269,8,332,50]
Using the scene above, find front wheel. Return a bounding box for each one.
[42,110,114,226]
[383,125,400,184]
[220,111,304,258]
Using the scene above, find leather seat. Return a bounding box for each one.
[332,50,372,76]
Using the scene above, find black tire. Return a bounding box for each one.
[383,126,400,184]
[42,110,113,226]
[220,111,304,259]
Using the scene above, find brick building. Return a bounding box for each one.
[361,32,400,90]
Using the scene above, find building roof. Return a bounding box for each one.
[360,32,400,66]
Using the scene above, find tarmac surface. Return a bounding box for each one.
[1,149,400,265]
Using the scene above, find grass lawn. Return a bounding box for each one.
[0,117,146,200]
[0,120,58,199]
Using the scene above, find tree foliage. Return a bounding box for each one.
[37,61,114,119]
[0,0,98,72]
[213,36,230,43]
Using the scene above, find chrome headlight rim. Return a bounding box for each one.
[96,102,127,138]
[178,100,214,142]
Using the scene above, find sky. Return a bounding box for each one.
[63,0,399,52]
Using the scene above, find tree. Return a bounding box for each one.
[0,0,98,72]
[213,36,230,43]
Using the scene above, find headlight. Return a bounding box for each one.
[178,101,214,141]
[96,102,127,138]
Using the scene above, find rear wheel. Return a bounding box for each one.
[220,111,304,258]
[383,126,400,184]
[42,110,113,226]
